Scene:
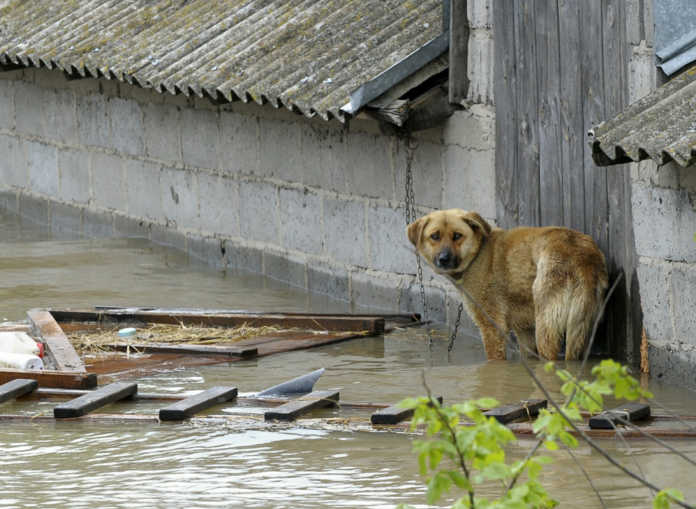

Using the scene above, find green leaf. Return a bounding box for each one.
[427,471,453,504]
[653,488,685,509]
[544,361,555,373]
[474,397,500,409]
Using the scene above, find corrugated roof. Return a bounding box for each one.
[0,0,443,122]
[590,65,696,168]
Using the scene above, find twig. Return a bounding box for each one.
[561,441,608,509]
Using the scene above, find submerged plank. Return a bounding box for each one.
[484,399,547,424]
[104,342,258,358]
[0,379,38,403]
[589,402,651,429]
[159,386,238,421]
[27,309,85,372]
[264,390,339,421]
[54,382,137,418]
[0,369,97,389]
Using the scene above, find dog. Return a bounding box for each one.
[407,209,608,360]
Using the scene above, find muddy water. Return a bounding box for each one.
[1,209,696,508]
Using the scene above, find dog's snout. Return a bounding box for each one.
[435,248,457,269]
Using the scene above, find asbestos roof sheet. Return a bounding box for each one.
[0,0,442,121]
[590,65,696,168]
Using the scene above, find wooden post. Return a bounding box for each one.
[264,391,339,421]
[159,386,238,421]
[449,0,469,104]
[54,382,137,418]
[0,379,38,403]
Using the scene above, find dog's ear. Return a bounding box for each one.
[462,212,492,237]
[407,217,430,247]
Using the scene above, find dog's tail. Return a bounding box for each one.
[563,268,609,360]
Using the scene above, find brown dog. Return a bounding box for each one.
[407,209,608,360]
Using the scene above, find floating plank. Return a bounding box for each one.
[484,399,547,424]
[54,382,137,418]
[103,342,258,358]
[370,396,443,425]
[0,368,97,389]
[589,402,651,430]
[50,309,386,334]
[159,386,238,421]
[0,379,38,403]
[27,309,85,372]
[264,390,339,421]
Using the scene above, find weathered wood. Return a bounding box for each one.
[449,0,469,105]
[27,309,85,372]
[0,379,38,403]
[493,2,518,229]
[103,342,258,358]
[589,402,651,429]
[0,368,97,389]
[535,0,564,227]
[159,386,238,421]
[54,382,137,418]
[264,390,339,421]
[370,396,443,425]
[484,399,547,424]
[51,309,385,334]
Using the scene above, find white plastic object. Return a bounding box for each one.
[0,331,40,356]
[0,352,44,370]
[118,327,137,338]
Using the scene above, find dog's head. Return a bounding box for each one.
[407,209,492,277]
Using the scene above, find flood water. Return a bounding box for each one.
[1,208,696,508]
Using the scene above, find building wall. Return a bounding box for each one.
[0,1,496,338]
[626,1,696,388]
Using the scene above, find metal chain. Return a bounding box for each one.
[403,135,463,352]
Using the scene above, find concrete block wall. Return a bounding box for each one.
[0,65,495,339]
[626,3,696,388]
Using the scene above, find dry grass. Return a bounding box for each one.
[68,322,296,357]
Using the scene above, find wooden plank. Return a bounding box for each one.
[0,379,38,403]
[159,386,238,421]
[484,399,547,424]
[0,368,97,389]
[371,396,443,425]
[27,309,85,372]
[54,382,137,418]
[103,342,258,358]
[589,402,651,429]
[50,309,385,334]
[558,0,586,232]
[448,0,469,104]
[493,1,518,229]
[514,0,540,227]
[264,390,339,421]
[535,0,564,227]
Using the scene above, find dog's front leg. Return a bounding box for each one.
[475,318,507,360]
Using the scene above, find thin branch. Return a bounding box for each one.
[507,438,542,492]
[561,441,608,509]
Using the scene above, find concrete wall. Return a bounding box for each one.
[0,1,495,337]
[626,2,696,388]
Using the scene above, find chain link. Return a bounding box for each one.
[404,135,463,351]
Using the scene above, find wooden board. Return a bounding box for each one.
[0,368,97,389]
[159,386,238,421]
[54,382,137,418]
[589,402,651,429]
[50,309,386,334]
[264,390,339,421]
[484,399,547,424]
[27,309,85,372]
[0,379,38,403]
[370,396,443,425]
[103,342,258,358]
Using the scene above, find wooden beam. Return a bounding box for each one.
[0,379,38,403]
[449,0,470,104]
[264,390,339,421]
[484,399,547,424]
[54,382,137,418]
[589,402,650,429]
[370,396,443,425]
[159,386,238,421]
[0,368,97,389]
[403,87,456,132]
[28,309,85,372]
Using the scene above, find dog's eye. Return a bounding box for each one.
[452,232,462,241]
[430,232,440,241]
